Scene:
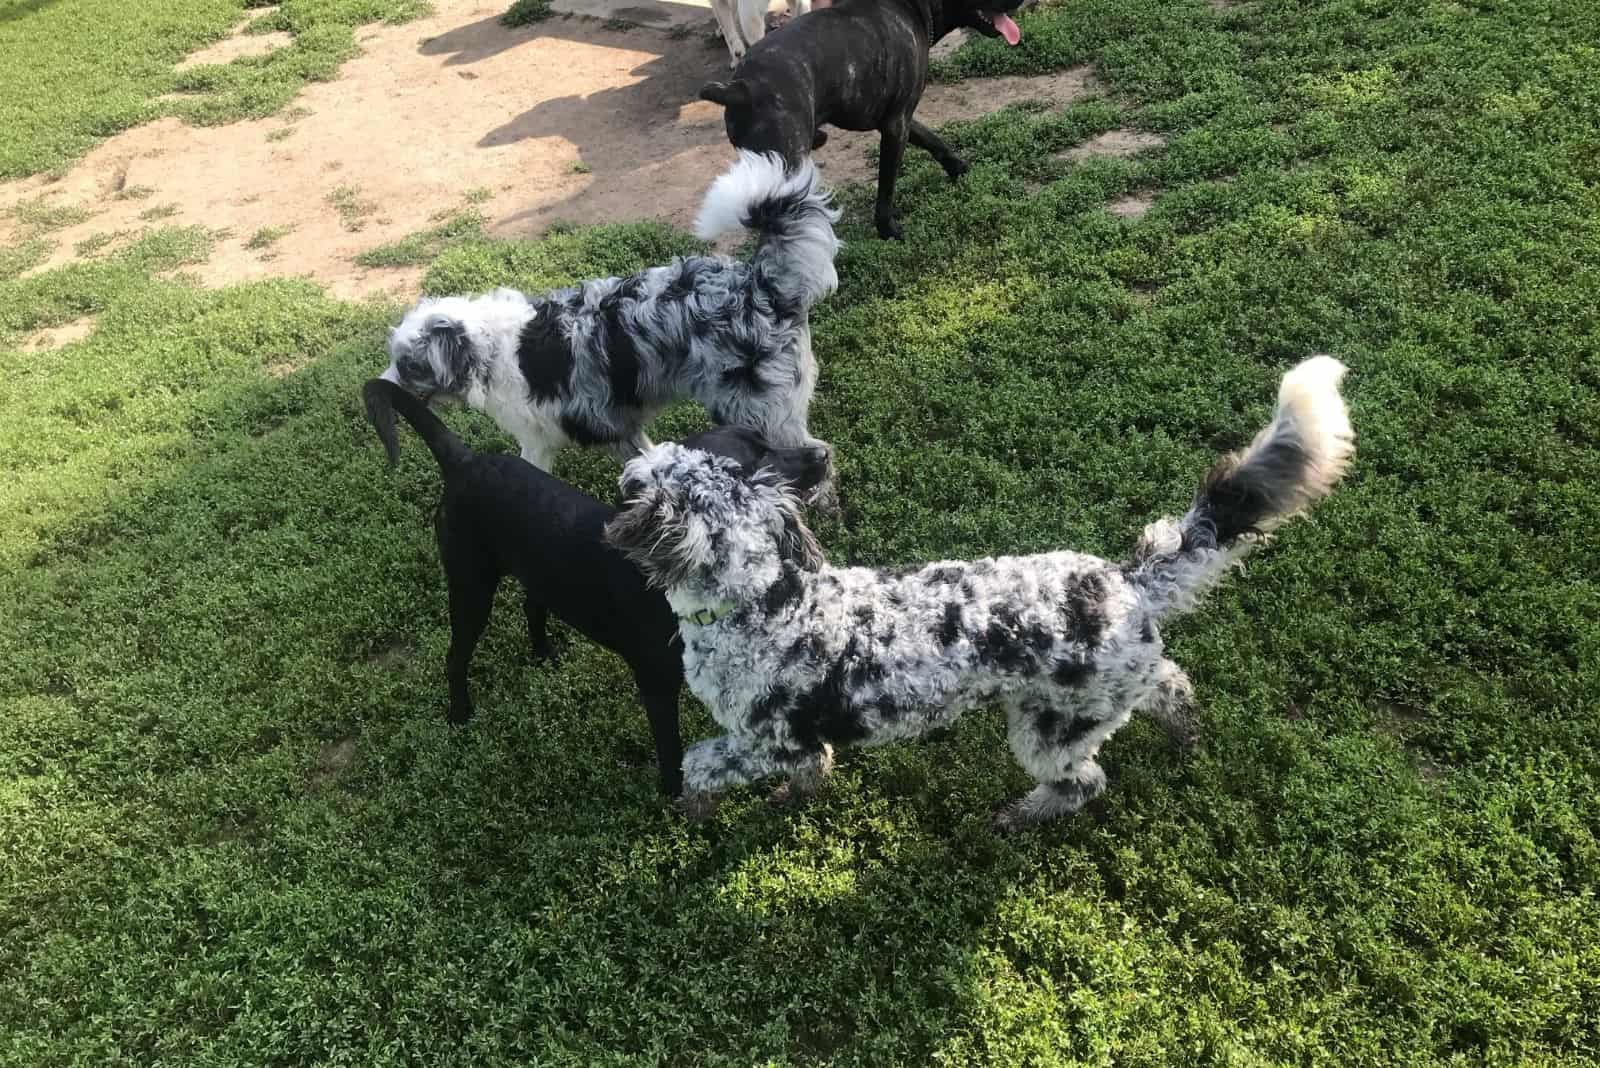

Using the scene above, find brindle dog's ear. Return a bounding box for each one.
[699,80,752,108]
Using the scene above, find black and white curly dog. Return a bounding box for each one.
[605,357,1356,828]
[378,151,841,489]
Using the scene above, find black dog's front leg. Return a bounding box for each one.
[638,687,685,797]
[908,118,969,180]
[874,117,909,239]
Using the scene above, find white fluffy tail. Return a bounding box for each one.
[1127,356,1356,618]
[695,151,841,313]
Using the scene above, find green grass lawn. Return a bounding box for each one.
[0,0,427,179]
[2,0,1598,1062]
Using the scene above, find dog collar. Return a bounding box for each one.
[681,601,735,627]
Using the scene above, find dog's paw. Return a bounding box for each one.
[677,791,722,823]
[811,129,829,150]
[946,157,971,182]
[1166,720,1200,754]
[529,640,560,665]
[874,215,904,240]
[446,704,474,726]
[991,803,1030,834]
[767,774,828,807]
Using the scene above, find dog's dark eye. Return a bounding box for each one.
[622,478,647,499]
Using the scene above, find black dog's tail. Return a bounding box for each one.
[362,377,472,472]
[1124,357,1356,619]
[694,151,841,313]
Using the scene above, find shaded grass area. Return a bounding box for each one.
[0,0,428,179]
[3,0,1599,1063]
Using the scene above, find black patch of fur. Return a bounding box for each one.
[1032,703,1063,740]
[518,304,573,403]
[662,259,701,301]
[782,633,822,668]
[1140,619,1156,644]
[974,605,1038,675]
[787,660,869,749]
[937,602,963,646]
[872,693,902,721]
[765,561,806,615]
[924,565,965,586]
[1060,572,1110,648]
[1052,657,1096,686]
[596,294,644,409]
[750,683,789,728]
[1185,428,1315,551]
[560,413,616,447]
[1058,714,1100,749]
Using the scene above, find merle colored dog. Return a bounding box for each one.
[362,378,830,797]
[377,154,839,479]
[606,358,1355,826]
[700,0,1026,239]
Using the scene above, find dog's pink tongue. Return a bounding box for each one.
[992,12,1020,45]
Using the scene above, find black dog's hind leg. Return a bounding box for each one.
[874,117,909,239]
[908,118,969,180]
[812,128,829,150]
[444,564,496,725]
[523,592,555,663]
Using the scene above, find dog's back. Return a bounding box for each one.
[711,0,930,155]
[362,378,679,670]
[441,454,680,669]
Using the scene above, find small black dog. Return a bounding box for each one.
[700,0,1025,239]
[362,378,830,796]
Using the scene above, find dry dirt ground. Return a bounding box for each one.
[0,0,1138,303]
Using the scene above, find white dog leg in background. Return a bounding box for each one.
[710,0,749,66]
[736,0,767,55]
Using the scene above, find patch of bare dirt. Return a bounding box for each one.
[21,316,97,351]
[1056,128,1165,163]
[309,735,359,789]
[175,28,293,71]
[0,0,1104,300]
[1105,191,1157,219]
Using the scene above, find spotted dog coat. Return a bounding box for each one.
[379,153,840,477]
[606,358,1356,829]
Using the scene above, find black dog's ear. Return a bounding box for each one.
[422,313,471,379]
[699,80,751,108]
[361,379,403,468]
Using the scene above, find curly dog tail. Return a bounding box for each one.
[1125,356,1355,618]
[694,150,841,314]
[362,377,472,472]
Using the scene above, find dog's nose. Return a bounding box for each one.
[806,445,832,464]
